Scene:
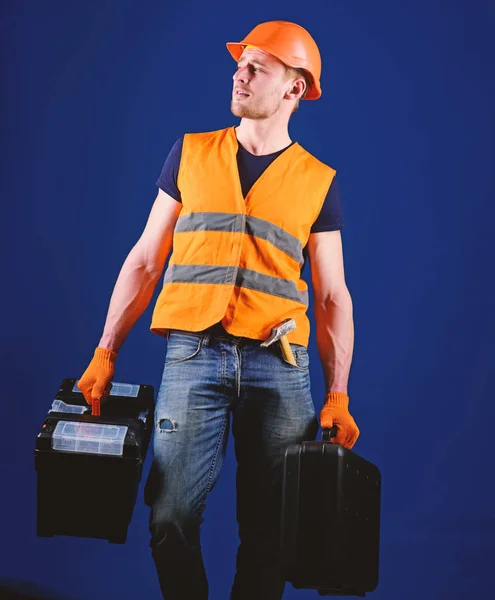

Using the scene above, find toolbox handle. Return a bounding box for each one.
[92,398,100,416]
[321,426,338,442]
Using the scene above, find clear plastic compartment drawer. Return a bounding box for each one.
[52,421,128,456]
[49,399,88,415]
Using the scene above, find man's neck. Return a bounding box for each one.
[235,119,292,156]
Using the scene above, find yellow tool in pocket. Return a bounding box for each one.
[260,319,298,366]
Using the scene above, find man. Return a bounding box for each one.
[78,20,359,600]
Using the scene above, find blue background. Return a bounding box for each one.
[2,0,494,598]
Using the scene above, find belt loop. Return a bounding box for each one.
[202,332,211,347]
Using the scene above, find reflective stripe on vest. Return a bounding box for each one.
[174,211,304,267]
[163,264,309,305]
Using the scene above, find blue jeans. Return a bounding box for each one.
[144,324,318,599]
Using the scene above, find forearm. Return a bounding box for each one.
[313,287,354,395]
[98,247,163,353]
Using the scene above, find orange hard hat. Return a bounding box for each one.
[226,21,322,100]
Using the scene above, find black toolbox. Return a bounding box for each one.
[281,429,381,596]
[34,378,154,544]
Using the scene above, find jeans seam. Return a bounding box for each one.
[235,345,241,399]
[164,336,204,366]
[199,415,228,513]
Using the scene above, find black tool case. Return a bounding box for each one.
[281,430,381,596]
[34,378,154,544]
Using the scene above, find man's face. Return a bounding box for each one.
[231,48,291,119]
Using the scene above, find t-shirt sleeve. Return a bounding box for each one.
[310,176,344,233]
[156,136,184,202]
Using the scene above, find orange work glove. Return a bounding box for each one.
[77,347,118,415]
[320,391,360,450]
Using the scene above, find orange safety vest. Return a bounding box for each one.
[150,126,335,348]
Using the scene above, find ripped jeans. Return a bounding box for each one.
[143,324,318,600]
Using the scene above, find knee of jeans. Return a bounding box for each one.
[149,505,201,549]
[271,413,318,448]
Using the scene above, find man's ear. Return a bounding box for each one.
[287,78,305,100]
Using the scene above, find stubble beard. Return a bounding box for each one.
[231,99,267,120]
[230,91,283,120]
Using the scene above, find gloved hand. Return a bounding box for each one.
[78,347,118,415]
[320,391,360,450]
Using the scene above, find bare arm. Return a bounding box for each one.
[98,189,182,353]
[307,230,354,394]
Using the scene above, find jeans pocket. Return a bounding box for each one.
[281,344,310,370]
[165,332,203,366]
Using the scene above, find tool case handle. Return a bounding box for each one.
[321,426,339,442]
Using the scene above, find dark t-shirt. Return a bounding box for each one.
[156,136,344,234]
